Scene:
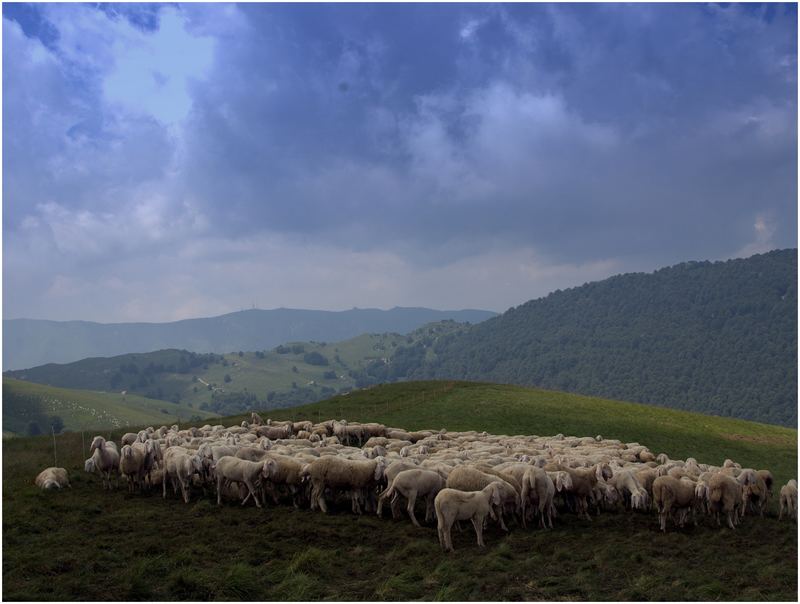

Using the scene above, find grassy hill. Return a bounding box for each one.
[2,378,217,436]
[4,322,466,418]
[409,249,798,426]
[3,381,796,600]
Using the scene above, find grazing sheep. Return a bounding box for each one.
[35,467,70,490]
[304,456,387,514]
[610,469,649,511]
[779,480,797,521]
[377,469,446,527]
[558,463,612,521]
[434,483,503,552]
[214,457,264,508]
[89,436,120,490]
[121,432,139,446]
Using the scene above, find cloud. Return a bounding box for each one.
[3,4,797,322]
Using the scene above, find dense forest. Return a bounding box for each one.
[404,249,797,426]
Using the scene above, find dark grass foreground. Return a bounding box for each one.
[4,381,798,600]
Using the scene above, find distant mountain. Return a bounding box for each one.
[400,249,797,426]
[3,307,496,370]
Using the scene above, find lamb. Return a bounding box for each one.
[445,465,519,531]
[214,457,265,507]
[652,476,698,531]
[89,436,120,490]
[34,467,70,490]
[434,483,503,552]
[376,468,446,527]
[303,456,387,514]
[779,479,797,521]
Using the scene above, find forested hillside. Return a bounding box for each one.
[404,250,796,426]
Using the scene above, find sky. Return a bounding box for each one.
[3,2,797,322]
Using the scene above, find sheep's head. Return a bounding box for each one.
[373,457,387,481]
[595,463,613,481]
[84,458,96,473]
[262,459,276,479]
[90,436,105,453]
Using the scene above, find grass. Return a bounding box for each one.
[3,380,797,600]
[3,378,217,435]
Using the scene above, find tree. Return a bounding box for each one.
[224,374,232,383]
[303,351,329,366]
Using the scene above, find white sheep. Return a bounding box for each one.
[779,479,797,521]
[376,468,445,527]
[213,457,264,508]
[34,467,70,490]
[434,483,503,552]
[89,436,120,490]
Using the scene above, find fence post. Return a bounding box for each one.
[52,425,57,467]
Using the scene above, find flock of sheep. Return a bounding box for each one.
[36,415,798,551]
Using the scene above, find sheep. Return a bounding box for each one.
[434,483,503,552]
[214,457,265,507]
[235,447,270,462]
[376,469,446,527]
[557,463,612,521]
[779,479,797,521]
[261,454,306,507]
[707,472,753,529]
[162,449,202,503]
[445,465,519,531]
[89,436,120,490]
[520,467,557,529]
[121,432,139,446]
[652,476,698,531]
[120,445,146,493]
[256,425,292,440]
[741,470,771,518]
[303,456,387,514]
[34,467,70,490]
[609,469,649,511]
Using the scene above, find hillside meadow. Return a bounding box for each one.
[3,381,797,600]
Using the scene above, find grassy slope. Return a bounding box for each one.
[3,378,217,434]
[3,381,797,601]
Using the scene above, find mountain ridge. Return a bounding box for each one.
[3,306,496,370]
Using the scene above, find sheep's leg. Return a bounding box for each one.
[180,478,190,504]
[406,491,420,527]
[217,476,224,505]
[244,479,262,508]
[472,515,485,547]
[390,496,402,519]
[163,472,168,499]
